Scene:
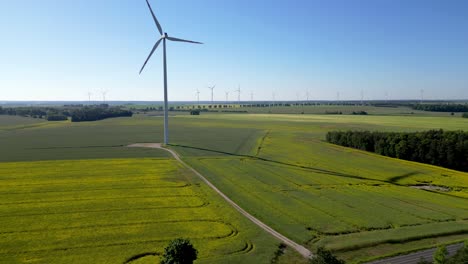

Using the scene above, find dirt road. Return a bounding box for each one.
[127,143,313,258]
[366,243,464,264]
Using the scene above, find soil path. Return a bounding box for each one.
[127,143,312,258]
[366,243,464,264]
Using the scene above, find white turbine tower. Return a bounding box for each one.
[208,85,216,103]
[360,89,364,105]
[236,85,241,103]
[225,91,229,102]
[101,90,108,103]
[139,0,202,145]
[196,88,200,105]
[87,91,92,103]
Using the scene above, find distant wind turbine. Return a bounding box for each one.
[196,88,200,104]
[360,89,364,105]
[101,90,108,103]
[225,91,229,102]
[250,91,254,102]
[236,85,241,103]
[87,91,92,103]
[139,0,202,145]
[208,85,216,103]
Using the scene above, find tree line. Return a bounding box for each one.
[70,106,132,122]
[326,129,468,172]
[412,103,468,112]
[0,105,132,122]
[0,106,50,117]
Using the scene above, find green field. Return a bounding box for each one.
[0,110,467,263]
[0,158,279,263]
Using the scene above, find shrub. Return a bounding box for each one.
[310,247,345,264]
[160,238,198,264]
[434,245,448,264]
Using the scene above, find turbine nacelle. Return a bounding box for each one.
[139,0,203,75]
[139,0,203,145]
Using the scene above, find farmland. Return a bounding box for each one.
[0,106,467,263]
[0,158,278,263]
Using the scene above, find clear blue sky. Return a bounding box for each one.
[1,0,467,101]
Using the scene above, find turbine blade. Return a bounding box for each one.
[139,38,162,75]
[167,36,203,44]
[145,0,163,35]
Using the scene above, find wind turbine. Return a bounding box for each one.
[196,88,200,105]
[250,91,254,102]
[101,90,108,103]
[139,0,202,145]
[225,91,229,102]
[208,85,216,103]
[360,89,364,105]
[87,91,92,103]
[236,85,241,103]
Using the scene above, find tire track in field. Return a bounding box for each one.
[0,194,199,206]
[0,219,235,235]
[128,143,313,258]
[0,202,210,218]
[0,177,183,187]
[1,222,240,256]
[0,184,191,195]
[0,231,238,256]
[255,129,271,156]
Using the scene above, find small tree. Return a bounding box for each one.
[160,238,198,264]
[434,245,448,264]
[310,247,345,264]
[447,241,468,264]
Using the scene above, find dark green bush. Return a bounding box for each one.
[160,238,197,264]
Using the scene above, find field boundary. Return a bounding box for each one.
[127,143,313,258]
[255,129,271,156]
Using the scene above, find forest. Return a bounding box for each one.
[70,106,132,122]
[326,129,468,172]
[412,104,468,112]
[0,105,132,122]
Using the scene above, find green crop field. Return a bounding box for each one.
[177,114,468,262]
[0,111,467,263]
[0,158,278,264]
